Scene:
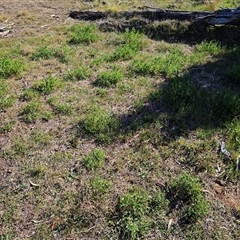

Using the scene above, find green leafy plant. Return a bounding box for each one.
[31,45,72,63]
[168,173,209,222]
[32,77,61,95]
[0,81,15,110]
[69,24,99,44]
[21,101,41,123]
[30,46,55,60]
[108,29,146,61]
[195,40,223,56]
[0,57,23,78]
[130,48,186,78]
[83,148,106,171]
[90,176,112,199]
[54,103,73,115]
[65,67,90,81]
[149,191,169,216]
[119,189,151,239]
[83,105,118,142]
[0,121,15,133]
[96,70,123,87]
[21,88,39,101]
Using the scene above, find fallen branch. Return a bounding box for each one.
[69,7,240,26]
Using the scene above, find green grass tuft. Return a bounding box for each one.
[69,24,99,45]
[32,76,61,95]
[64,67,90,81]
[96,70,123,87]
[83,105,118,142]
[0,57,23,78]
[83,148,106,171]
[168,173,209,222]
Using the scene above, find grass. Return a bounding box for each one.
[1,0,240,239]
[83,148,106,171]
[0,57,23,78]
[68,24,99,44]
[82,105,118,142]
[96,70,123,87]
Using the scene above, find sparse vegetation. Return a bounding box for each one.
[1,1,240,239]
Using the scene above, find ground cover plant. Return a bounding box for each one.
[1,0,240,239]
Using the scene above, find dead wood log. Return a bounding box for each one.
[69,7,240,26]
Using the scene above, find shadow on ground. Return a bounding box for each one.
[117,43,240,142]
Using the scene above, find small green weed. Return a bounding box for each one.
[21,101,41,123]
[30,46,55,60]
[96,70,123,87]
[108,29,146,61]
[29,163,47,177]
[119,189,151,239]
[64,67,90,81]
[149,191,169,216]
[83,105,118,142]
[83,148,106,171]
[0,81,15,110]
[32,77,61,95]
[21,88,39,101]
[168,173,209,223]
[31,45,72,63]
[0,57,23,78]
[90,176,112,199]
[130,48,186,78]
[0,121,15,133]
[42,111,53,121]
[54,103,73,115]
[69,24,99,44]
[195,40,223,56]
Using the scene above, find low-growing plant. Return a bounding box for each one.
[149,191,169,216]
[31,45,72,63]
[30,46,55,60]
[69,24,99,44]
[21,88,39,101]
[195,40,223,56]
[0,96,15,110]
[54,103,73,115]
[64,67,90,81]
[83,105,118,142]
[122,29,146,50]
[96,70,123,87]
[108,29,146,61]
[32,77,61,95]
[83,148,106,171]
[21,101,41,123]
[168,173,209,222]
[90,176,112,199]
[0,57,23,78]
[0,80,15,110]
[42,111,53,121]
[119,189,151,239]
[0,121,15,133]
[130,48,186,78]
